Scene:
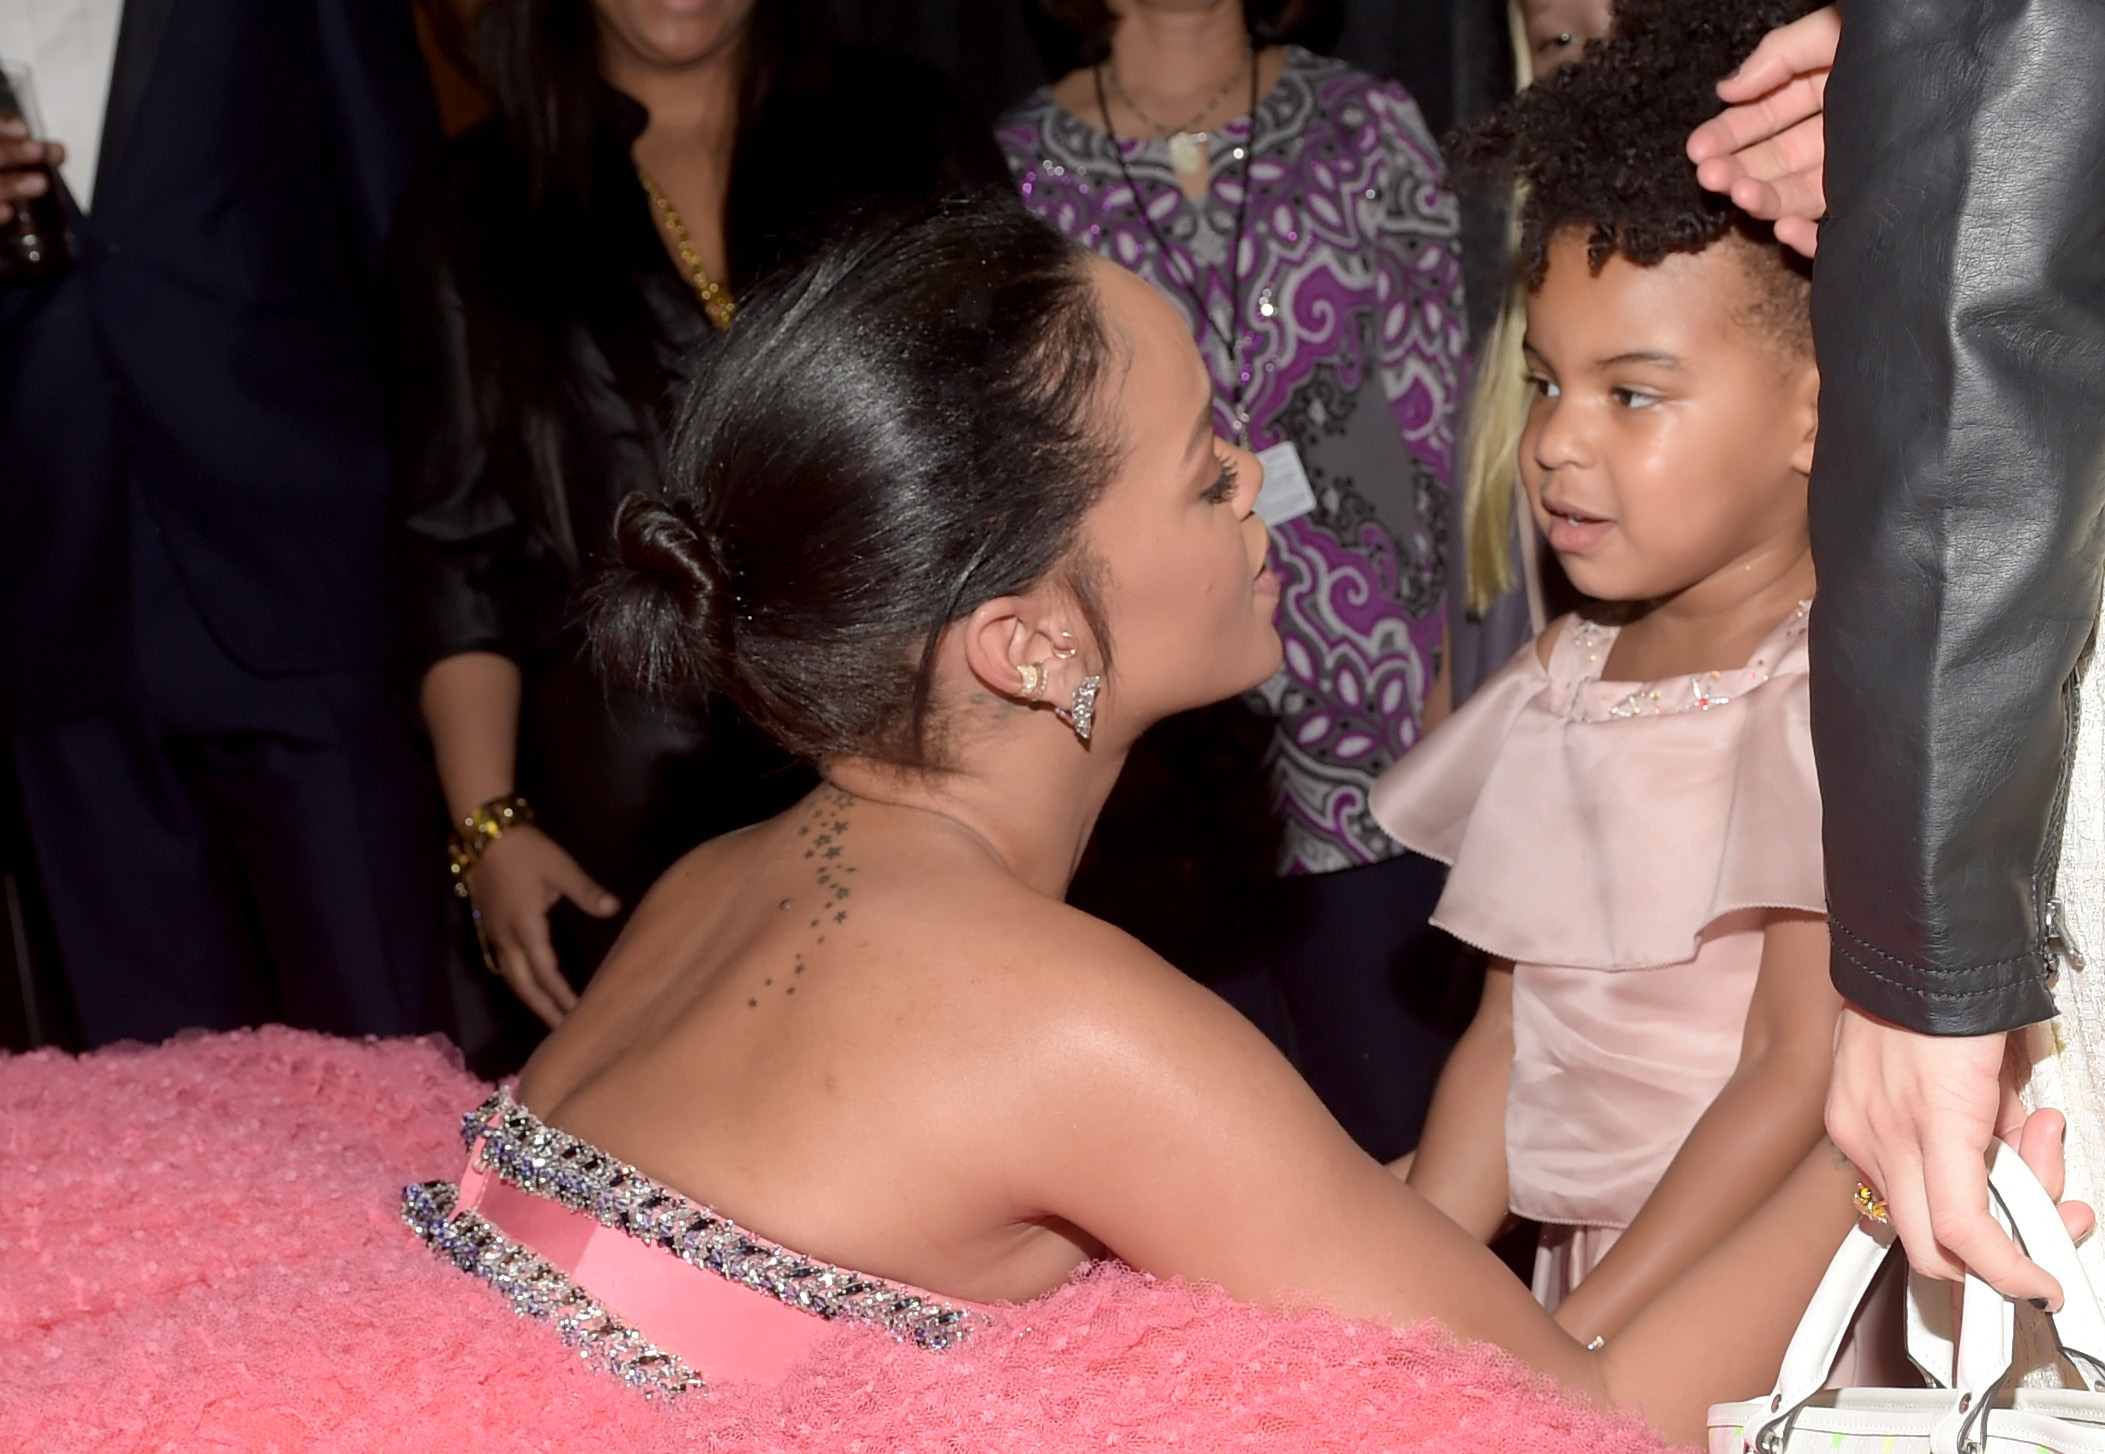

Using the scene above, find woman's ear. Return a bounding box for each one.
[1788,361,1820,476]
[960,595,1078,701]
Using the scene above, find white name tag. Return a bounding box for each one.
[1253,440,1318,527]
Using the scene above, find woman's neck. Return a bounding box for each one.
[1105,2,1252,120]
[599,30,743,162]
[826,711,1133,901]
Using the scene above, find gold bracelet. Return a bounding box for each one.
[446,794,535,899]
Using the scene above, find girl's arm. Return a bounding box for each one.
[1405,959,1514,1242]
[1552,912,1839,1345]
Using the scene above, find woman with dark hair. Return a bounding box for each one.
[382,197,2082,1446]
[996,0,1469,1161]
[385,0,1006,1045]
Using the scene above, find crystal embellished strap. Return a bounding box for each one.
[402,1179,699,1397]
[457,1089,977,1351]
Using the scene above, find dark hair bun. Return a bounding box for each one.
[589,492,736,698]
[583,194,1113,768]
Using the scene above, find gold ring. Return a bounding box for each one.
[1854,1182,1889,1223]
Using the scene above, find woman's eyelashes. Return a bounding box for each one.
[1202,456,1239,504]
[1610,385,1661,410]
[1528,374,1560,399]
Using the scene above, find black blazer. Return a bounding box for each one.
[0,0,437,729]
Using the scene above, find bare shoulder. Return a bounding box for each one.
[942,881,1326,1163]
[957,881,1262,1042]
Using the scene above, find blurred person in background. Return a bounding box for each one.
[998,0,1467,1161]
[0,0,452,1046]
[1446,0,1609,705]
[389,0,1006,1058]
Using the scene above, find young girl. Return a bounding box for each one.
[1376,0,1838,1349]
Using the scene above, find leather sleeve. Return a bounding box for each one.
[1811,0,2105,1033]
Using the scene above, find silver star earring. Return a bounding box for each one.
[1056,675,1103,742]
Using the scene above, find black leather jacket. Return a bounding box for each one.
[1811,0,2105,1034]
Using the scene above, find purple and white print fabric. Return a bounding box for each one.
[999,49,1466,874]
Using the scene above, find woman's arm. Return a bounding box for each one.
[1552,912,1839,1345]
[1019,944,1861,1445]
[1405,959,1513,1242]
[421,652,617,1026]
[385,164,618,1028]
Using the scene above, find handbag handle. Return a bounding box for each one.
[1748,1142,2105,1453]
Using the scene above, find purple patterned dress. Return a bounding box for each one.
[999,49,1467,876]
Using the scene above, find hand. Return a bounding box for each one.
[2015,1106,2098,1254]
[0,115,64,226]
[1828,1006,2088,1306]
[468,826,619,1027]
[1684,4,1837,257]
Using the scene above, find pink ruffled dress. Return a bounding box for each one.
[1371,605,1824,1307]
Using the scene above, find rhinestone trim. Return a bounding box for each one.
[451,1089,977,1351]
[401,1178,699,1396]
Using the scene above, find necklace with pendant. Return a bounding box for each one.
[636,164,735,330]
[1102,46,1253,183]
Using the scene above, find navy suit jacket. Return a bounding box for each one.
[0,0,437,728]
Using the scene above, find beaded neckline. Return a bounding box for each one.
[1554,601,1811,723]
[403,1088,979,1395]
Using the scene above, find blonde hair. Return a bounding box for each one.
[1459,283,1531,616]
[1459,4,1538,620]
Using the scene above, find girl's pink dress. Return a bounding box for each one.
[1371,606,1824,1307]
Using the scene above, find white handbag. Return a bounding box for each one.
[1709,1140,2105,1453]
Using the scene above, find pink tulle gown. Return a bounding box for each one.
[1373,605,1824,1307]
[2,1028,1672,1450]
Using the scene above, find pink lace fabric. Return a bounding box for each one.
[0,1029,1668,1451]
[1372,607,1824,1300]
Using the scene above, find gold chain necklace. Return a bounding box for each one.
[637,165,735,330]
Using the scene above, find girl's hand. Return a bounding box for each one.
[1685,4,1837,257]
[470,826,619,1027]
[0,116,64,225]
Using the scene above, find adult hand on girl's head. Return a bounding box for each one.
[1685,3,1838,257]
[1828,1007,2092,1307]
[470,826,619,1027]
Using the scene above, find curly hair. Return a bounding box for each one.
[1455,0,1820,348]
